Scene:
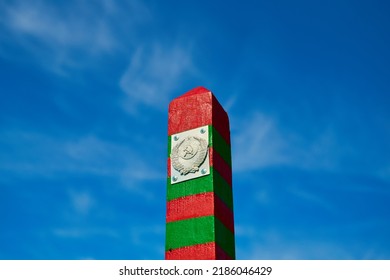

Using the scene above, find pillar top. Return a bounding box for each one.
[168,87,230,144]
[179,86,211,98]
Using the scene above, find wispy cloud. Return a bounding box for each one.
[0,130,163,196]
[3,1,113,50]
[52,227,118,239]
[0,0,150,73]
[223,94,238,113]
[288,187,337,214]
[235,225,348,259]
[236,222,390,259]
[119,43,196,112]
[232,112,340,172]
[0,1,198,113]
[0,131,124,176]
[232,112,288,171]
[240,239,353,260]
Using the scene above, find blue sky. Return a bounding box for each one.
[0,0,389,259]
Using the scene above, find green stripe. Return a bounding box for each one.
[165,216,235,259]
[209,126,231,166]
[215,218,235,259]
[166,216,215,251]
[167,168,233,210]
[167,171,213,201]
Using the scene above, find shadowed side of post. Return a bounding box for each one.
[165,86,235,260]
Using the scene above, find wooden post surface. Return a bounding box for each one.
[165,86,235,260]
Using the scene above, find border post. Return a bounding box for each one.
[165,86,235,260]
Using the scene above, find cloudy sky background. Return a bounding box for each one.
[0,0,389,259]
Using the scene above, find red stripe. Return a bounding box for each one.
[215,196,234,233]
[209,148,232,186]
[166,192,234,235]
[166,242,216,260]
[166,192,214,223]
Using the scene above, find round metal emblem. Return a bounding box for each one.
[171,136,208,175]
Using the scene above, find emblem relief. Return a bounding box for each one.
[171,136,208,175]
[170,125,210,184]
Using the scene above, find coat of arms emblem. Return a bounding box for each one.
[171,136,208,175]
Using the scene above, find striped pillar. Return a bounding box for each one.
[165,86,235,260]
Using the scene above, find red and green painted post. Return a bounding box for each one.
[165,86,235,260]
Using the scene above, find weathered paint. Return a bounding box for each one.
[168,87,231,145]
[166,191,234,232]
[166,216,215,250]
[210,126,232,166]
[214,195,234,233]
[209,147,232,186]
[166,192,214,223]
[166,167,233,209]
[166,216,235,259]
[165,242,233,260]
[166,86,235,260]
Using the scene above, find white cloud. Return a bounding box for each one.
[0,0,150,73]
[236,222,390,259]
[0,130,163,196]
[235,225,257,239]
[232,112,288,171]
[53,227,118,239]
[4,2,111,50]
[239,239,353,260]
[288,187,337,214]
[64,135,129,172]
[232,112,341,172]
[223,94,238,113]
[120,44,195,112]
[120,163,165,201]
[235,225,350,259]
